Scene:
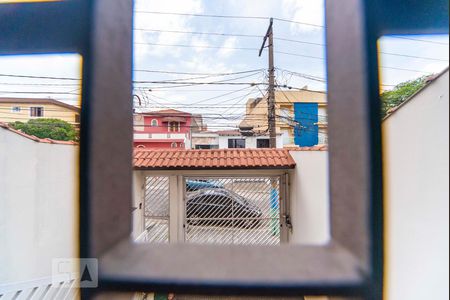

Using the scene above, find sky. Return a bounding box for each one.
[0,0,448,129]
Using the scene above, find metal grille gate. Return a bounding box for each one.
[184,176,286,245]
[140,176,170,243]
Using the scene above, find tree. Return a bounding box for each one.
[380,75,429,118]
[10,118,78,141]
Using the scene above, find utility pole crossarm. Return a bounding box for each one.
[258,18,273,57]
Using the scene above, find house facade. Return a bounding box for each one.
[191,131,219,149]
[0,97,81,126]
[217,130,284,149]
[133,109,200,149]
[239,90,327,147]
[191,130,283,149]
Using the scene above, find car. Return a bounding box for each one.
[186,188,262,228]
[185,179,224,192]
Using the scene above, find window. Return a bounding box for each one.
[228,139,245,148]
[171,142,177,148]
[195,144,218,149]
[168,121,179,132]
[29,107,43,117]
[257,139,270,148]
[75,114,80,123]
[3,0,444,297]
[11,106,21,113]
[151,119,158,127]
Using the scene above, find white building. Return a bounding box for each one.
[192,130,284,149]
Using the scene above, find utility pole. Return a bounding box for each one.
[260,19,281,237]
[259,18,276,148]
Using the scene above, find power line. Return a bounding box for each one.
[134,10,269,20]
[134,11,327,29]
[134,68,264,76]
[0,90,80,95]
[145,70,263,84]
[379,65,432,74]
[135,40,448,63]
[135,42,259,51]
[0,74,80,81]
[389,36,450,46]
[0,82,80,87]
[277,68,326,82]
[134,28,324,46]
[135,27,450,49]
[380,51,449,62]
[134,28,262,38]
[272,17,324,28]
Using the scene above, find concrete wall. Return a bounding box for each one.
[383,70,449,300]
[0,128,78,283]
[288,151,330,244]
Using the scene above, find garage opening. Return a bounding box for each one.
[184,176,287,245]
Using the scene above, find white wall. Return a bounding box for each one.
[218,135,283,149]
[0,129,78,283]
[383,70,449,300]
[288,150,330,244]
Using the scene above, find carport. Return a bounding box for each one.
[132,148,296,245]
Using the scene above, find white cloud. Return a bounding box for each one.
[134,0,204,60]
[190,36,210,54]
[281,0,325,33]
[181,56,233,74]
[217,37,238,58]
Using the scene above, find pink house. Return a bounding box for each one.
[133,109,195,149]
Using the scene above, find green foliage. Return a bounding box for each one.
[380,76,428,118]
[10,118,78,141]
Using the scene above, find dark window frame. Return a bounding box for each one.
[256,139,270,148]
[1,0,446,298]
[228,138,246,148]
[29,106,44,117]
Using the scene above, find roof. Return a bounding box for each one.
[136,109,191,116]
[216,130,241,136]
[383,67,449,120]
[134,148,296,170]
[0,122,78,145]
[284,145,328,151]
[161,116,187,123]
[0,97,80,113]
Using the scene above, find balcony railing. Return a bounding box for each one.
[133,133,186,140]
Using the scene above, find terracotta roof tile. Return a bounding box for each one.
[133,148,296,170]
[284,145,328,151]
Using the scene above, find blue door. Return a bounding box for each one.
[294,103,319,146]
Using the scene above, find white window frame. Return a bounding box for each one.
[151,119,158,127]
[11,106,21,113]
